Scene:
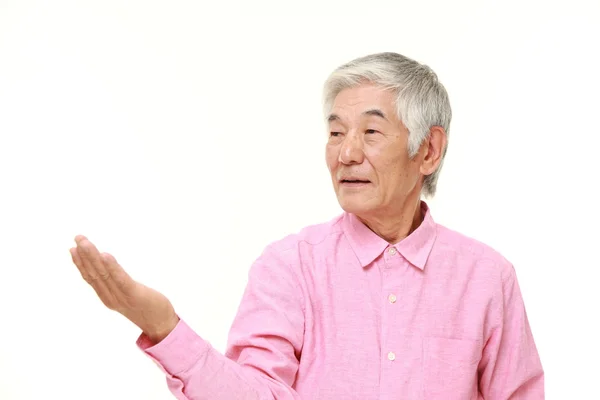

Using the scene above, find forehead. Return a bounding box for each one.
[330,84,397,117]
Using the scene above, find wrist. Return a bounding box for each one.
[144,314,180,344]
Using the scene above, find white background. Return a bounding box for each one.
[1,0,599,399]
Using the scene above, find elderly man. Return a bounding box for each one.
[70,52,544,399]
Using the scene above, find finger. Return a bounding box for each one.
[70,247,90,282]
[76,246,123,309]
[75,240,117,305]
[96,252,139,312]
[76,238,110,282]
[101,253,138,294]
[74,235,88,244]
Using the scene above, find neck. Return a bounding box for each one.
[357,198,424,244]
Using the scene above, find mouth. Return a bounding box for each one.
[339,179,371,186]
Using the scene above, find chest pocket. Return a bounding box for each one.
[422,336,482,399]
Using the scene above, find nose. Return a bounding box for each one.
[338,134,365,165]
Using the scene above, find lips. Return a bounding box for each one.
[339,176,371,188]
[340,179,370,183]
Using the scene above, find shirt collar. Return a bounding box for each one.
[342,201,437,270]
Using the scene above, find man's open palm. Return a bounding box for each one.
[69,235,179,343]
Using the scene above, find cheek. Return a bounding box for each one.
[369,153,413,186]
[367,148,403,173]
[325,145,339,170]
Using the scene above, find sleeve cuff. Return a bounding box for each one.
[136,319,211,376]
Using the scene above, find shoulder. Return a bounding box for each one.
[263,213,346,257]
[434,223,516,283]
[248,213,345,290]
[248,213,345,275]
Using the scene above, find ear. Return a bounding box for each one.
[419,126,447,176]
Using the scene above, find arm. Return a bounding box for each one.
[137,247,305,400]
[478,266,544,399]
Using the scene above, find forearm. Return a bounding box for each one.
[138,320,298,400]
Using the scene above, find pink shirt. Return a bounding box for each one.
[137,202,544,399]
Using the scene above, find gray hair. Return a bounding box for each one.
[322,52,452,198]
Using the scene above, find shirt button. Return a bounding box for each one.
[388,247,397,255]
[388,352,396,361]
[388,294,397,303]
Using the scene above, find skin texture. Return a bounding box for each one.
[69,236,179,343]
[325,83,446,243]
[69,82,447,343]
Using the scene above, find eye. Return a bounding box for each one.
[330,131,343,137]
[365,129,378,134]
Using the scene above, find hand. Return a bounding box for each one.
[69,235,179,344]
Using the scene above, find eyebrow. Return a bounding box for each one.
[363,109,388,120]
[327,114,341,122]
[327,108,388,122]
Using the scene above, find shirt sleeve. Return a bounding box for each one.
[478,265,544,399]
[136,246,305,400]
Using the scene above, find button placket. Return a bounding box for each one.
[384,246,398,268]
[383,246,401,368]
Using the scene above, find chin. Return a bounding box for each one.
[337,196,376,216]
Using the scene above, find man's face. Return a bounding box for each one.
[325,84,426,217]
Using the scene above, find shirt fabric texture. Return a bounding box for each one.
[137,202,544,399]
